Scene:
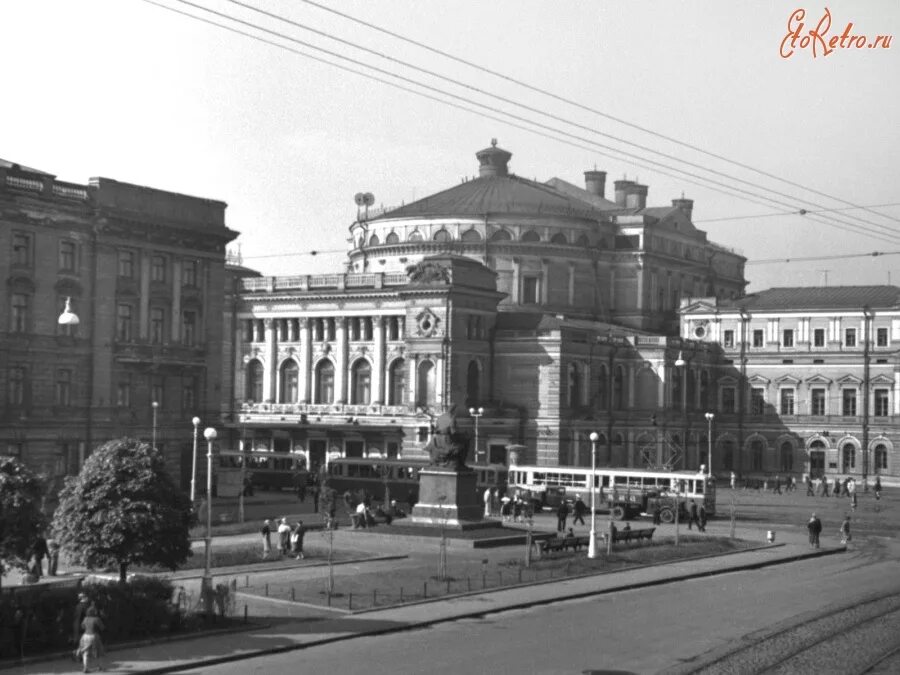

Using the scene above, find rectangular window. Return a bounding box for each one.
[752,329,764,347]
[722,386,736,413]
[811,388,826,416]
[751,388,765,415]
[877,327,888,347]
[116,377,132,407]
[813,328,825,347]
[56,369,72,406]
[522,276,540,304]
[780,388,795,415]
[782,329,794,347]
[151,378,164,409]
[183,259,198,287]
[12,232,32,266]
[182,378,196,411]
[845,328,857,347]
[723,330,734,348]
[11,293,30,333]
[8,367,25,405]
[875,389,890,417]
[150,307,165,344]
[59,240,77,271]
[182,310,197,346]
[842,389,857,416]
[151,254,166,282]
[116,304,133,342]
[118,250,135,278]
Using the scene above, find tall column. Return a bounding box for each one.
[299,318,311,403]
[263,318,277,402]
[568,263,576,306]
[627,364,636,407]
[171,259,182,342]
[541,260,549,304]
[335,317,347,403]
[512,259,521,304]
[372,316,385,404]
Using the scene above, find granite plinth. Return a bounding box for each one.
[410,467,489,529]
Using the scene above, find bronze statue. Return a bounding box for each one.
[424,406,471,470]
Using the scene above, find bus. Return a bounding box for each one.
[325,458,508,506]
[211,450,308,497]
[507,464,716,522]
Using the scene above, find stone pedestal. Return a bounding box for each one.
[410,467,487,529]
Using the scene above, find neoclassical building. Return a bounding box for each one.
[229,143,745,471]
[681,286,900,482]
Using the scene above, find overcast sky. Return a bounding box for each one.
[3,1,898,291]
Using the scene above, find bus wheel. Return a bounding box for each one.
[659,508,675,524]
[611,505,626,520]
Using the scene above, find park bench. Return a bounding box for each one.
[610,527,656,545]
[538,535,591,556]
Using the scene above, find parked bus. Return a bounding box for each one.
[209,450,307,497]
[325,458,508,506]
[507,464,716,521]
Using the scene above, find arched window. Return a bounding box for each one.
[809,439,826,478]
[408,230,423,242]
[521,230,540,242]
[368,233,380,247]
[280,360,299,403]
[635,367,657,409]
[780,441,794,471]
[720,439,735,470]
[550,233,568,245]
[461,228,482,242]
[315,360,335,404]
[489,229,511,242]
[750,439,765,471]
[874,444,888,473]
[385,232,400,244]
[567,363,580,408]
[416,360,436,408]
[595,363,608,408]
[246,359,264,402]
[466,360,480,407]
[576,234,589,248]
[350,360,371,405]
[613,365,625,410]
[842,443,856,471]
[433,229,451,242]
[388,359,406,405]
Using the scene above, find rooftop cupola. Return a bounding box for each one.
[476,138,512,177]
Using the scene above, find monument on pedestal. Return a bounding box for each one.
[411,406,490,529]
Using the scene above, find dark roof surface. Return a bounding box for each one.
[723,286,900,311]
[0,158,54,176]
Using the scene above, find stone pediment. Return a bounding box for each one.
[681,299,718,314]
[805,374,832,385]
[748,375,770,385]
[775,374,801,385]
[836,374,863,385]
[871,373,894,385]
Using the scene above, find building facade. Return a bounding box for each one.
[0,159,238,491]
[681,286,900,483]
[230,144,743,473]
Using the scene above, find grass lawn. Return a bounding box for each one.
[237,535,757,611]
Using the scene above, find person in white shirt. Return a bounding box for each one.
[483,487,492,517]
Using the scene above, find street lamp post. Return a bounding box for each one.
[704,413,715,479]
[202,427,217,615]
[588,432,600,559]
[190,417,201,503]
[151,401,159,450]
[468,407,484,463]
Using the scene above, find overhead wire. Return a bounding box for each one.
[219,0,900,240]
[148,0,900,245]
[295,0,900,228]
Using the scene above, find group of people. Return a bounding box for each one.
[260,517,306,559]
[806,512,853,548]
[498,492,535,524]
[72,592,105,673]
[802,474,872,509]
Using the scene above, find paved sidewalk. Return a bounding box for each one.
[7,538,842,674]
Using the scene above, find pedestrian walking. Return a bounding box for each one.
[833,478,841,497]
[698,504,708,532]
[807,512,822,548]
[687,500,700,530]
[805,475,814,496]
[500,496,512,521]
[483,487,492,518]
[556,500,570,532]
[75,605,106,673]
[874,476,882,500]
[839,515,852,545]
[31,534,48,579]
[730,471,737,490]
[260,519,272,559]
[71,592,90,648]
[821,476,831,498]
[652,501,662,525]
[277,517,292,554]
[773,476,782,495]
[572,495,587,526]
[290,521,306,559]
[47,538,60,576]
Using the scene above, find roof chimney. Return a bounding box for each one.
[476,139,512,178]
[672,197,694,221]
[583,170,606,198]
[627,183,648,210]
[614,179,634,207]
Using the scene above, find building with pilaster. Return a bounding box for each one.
[0,159,238,491]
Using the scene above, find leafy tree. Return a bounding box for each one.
[0,456,47,589]
[53,438,196,583]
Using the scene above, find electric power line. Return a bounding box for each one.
[148,0,900,247]
[746,250,900,266]
[694,202,900,224]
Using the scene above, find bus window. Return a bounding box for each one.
[694,480,704,494]
[601,475,610,488]
[535,472,548,485]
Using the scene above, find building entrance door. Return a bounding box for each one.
[809,450,825,478]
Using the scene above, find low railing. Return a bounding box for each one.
[240,272,411,293]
